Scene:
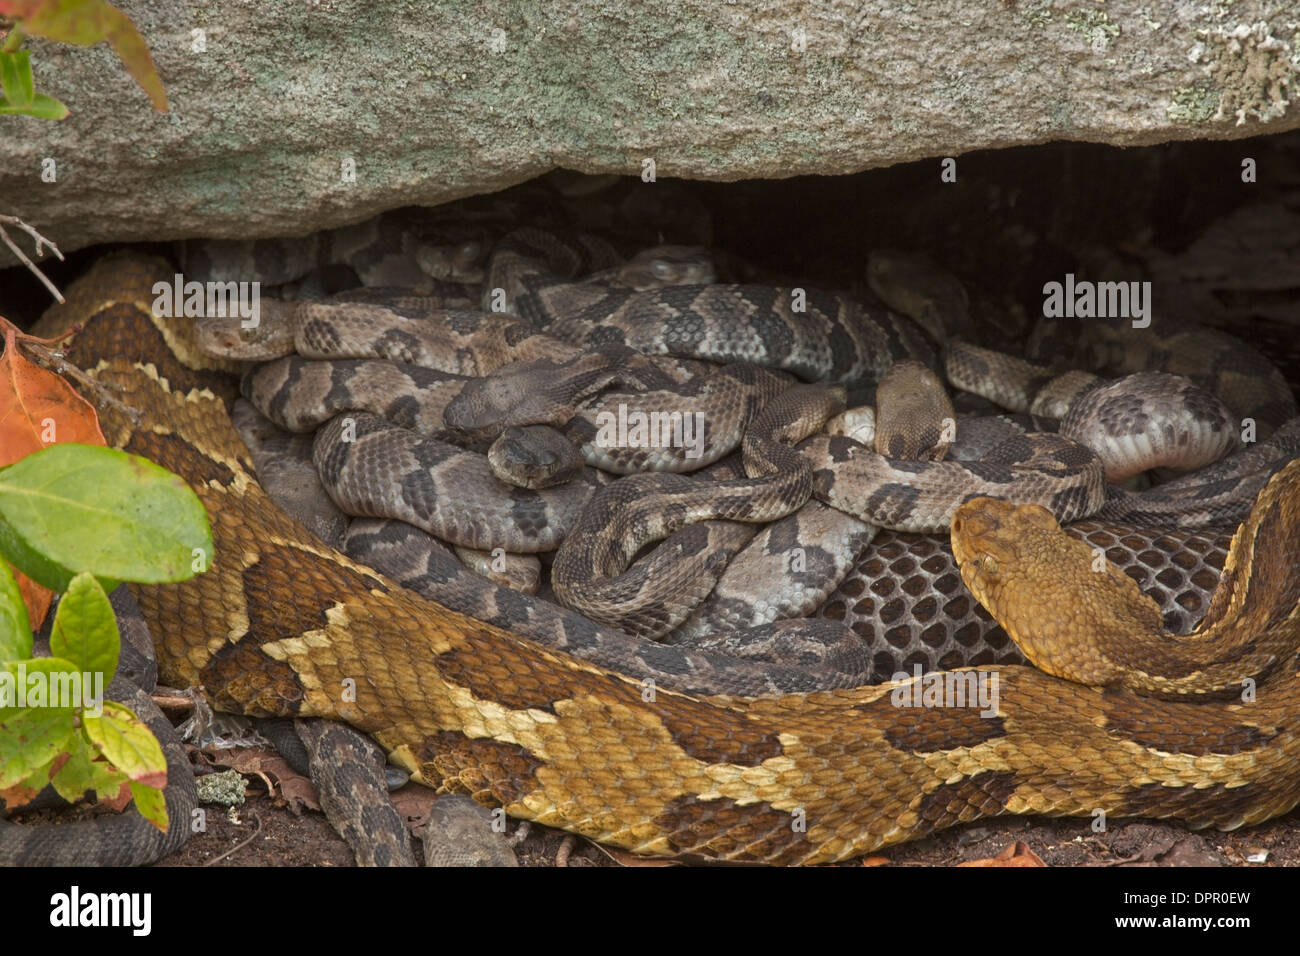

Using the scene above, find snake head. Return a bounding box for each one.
[950,496,1170,688]
[194,300,296,361]
[618,246,716,289]
[951,502,1060,590]
[445,355,582,438]
[950,497,1069,657]
[487,426,584,489]
[414,239,487,283]
[444,375,522,436]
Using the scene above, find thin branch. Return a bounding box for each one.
[0,213,66,304]
[0,215,139,422]
[203,811,264,866]
[1,321,142,424]
[151,693,197,713]
[17,335,142,424]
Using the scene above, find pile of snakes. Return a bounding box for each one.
[7,185,1300,866]
[194,211,1299,691]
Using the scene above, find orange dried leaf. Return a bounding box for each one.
[0,318,105,627]
[0,321,105,459]
[0,777,41,809]
[13,570,51,633]
[956,840,1047,867]
[198,746,321,814]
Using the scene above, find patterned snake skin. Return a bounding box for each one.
[819,521,1233,683]
[200,227,1299,678]
[28,250,1300,867]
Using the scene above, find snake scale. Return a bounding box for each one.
[24,248,1300,865]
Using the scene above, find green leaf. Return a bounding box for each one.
[0,656,91,709]
[0,49,34,106]
[128,779,169,831]
[0,443,213,592]
[0,560,31,661]
[49,571,118,681]
[15,0,168,111]
[0,20,26,56]
[0,704,75,789]
[27,91,68,119]
[49,737,129,804]
[0,91,68,119]
[82,700,166,789]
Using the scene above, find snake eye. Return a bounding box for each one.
[978,553,998,575]
[651,261,673,279]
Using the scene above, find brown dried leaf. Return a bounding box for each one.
[389,784,439,830]
[594,844,679,867]
[196,746,320,813]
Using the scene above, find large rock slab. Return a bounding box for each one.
[1,1,1298,252]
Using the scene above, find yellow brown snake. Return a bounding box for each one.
[38,254,1300,865]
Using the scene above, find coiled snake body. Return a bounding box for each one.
[36,253,1300,865]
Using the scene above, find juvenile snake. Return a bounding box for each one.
[203,228,1296,670]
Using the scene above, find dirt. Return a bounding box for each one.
[155,766,622,868]
[151,756,1300,868]
[22,771,1297,867]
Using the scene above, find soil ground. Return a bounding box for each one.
[151,753,1300,868]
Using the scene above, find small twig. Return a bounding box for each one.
[555,833,576,867]
[0,214,63,262]
[0,214,66,304]
[151,693,197,713]
[1,320,141,423]
[203,810,264,866]
[507,819,532,847]
[13,333,141,424]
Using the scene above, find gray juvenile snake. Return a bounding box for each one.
[199,226,1299,678]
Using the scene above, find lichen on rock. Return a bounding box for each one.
[1207,21,1297,125]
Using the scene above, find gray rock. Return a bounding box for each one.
[0,2,1297,251]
